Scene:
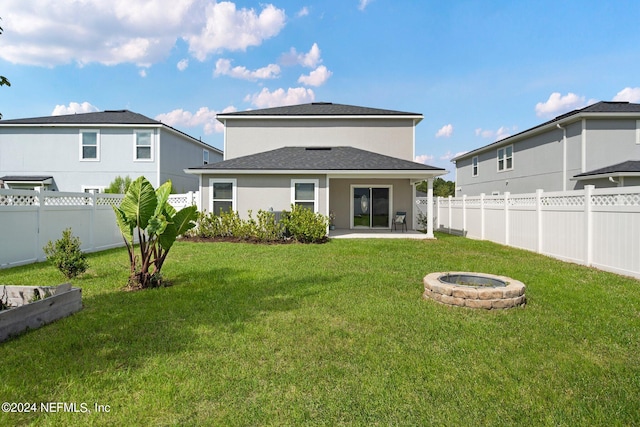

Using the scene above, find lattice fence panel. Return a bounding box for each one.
[592,193,640,207]
[44,195,93,206]
[541,195,584,207]
[0,193,38,206]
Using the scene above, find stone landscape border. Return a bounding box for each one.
[423,272,525,309]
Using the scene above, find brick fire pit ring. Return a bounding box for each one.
[423,272,525,309]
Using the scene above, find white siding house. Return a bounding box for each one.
[453,101,640,196]
[0,110,222,192]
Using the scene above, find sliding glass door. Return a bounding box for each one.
[352,186,390,228]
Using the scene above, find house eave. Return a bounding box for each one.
[185,168,446,178]
[216,114,424,124]
[572,172,640,181]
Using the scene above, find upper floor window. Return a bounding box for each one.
[80,130,100,161]
[497,145,513,171]
[134,130,153,161]
[472,156,478,177]
[291,179,318,212]
[203,149,210,165]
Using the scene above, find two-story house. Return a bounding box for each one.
[0,110,222,192]
[186,102,446,237]
[453,101,640,196]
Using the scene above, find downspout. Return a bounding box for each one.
[557,123,567,191]
[223,119,228,160]
[156,127,161,188]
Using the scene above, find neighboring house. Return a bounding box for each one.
[186,102,446,236]
[453,101,640,196]
[0,110,222,192]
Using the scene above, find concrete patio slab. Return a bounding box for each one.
[329,229,431,239]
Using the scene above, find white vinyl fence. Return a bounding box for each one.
[0,189,199,269]
[433,185,640,279]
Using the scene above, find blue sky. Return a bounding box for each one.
[1,0,640,179]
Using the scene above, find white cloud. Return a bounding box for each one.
[0,0,200,66]
[155,105,237,135]
[475,126,517,141]
[185,2,286,61]
[0,1,286,67]
[177,59,189,71]
[280,43,322,68]
[358,0,373,11]
[139,69,147,78]
[214,58,280,81]
[297,7,310,17]
[435,124,453,138]
[245,87,315,108]
[415,154,434,164]
[534,92,595,118]
[51,102,99,116]
[439,151,468,161]
[612,87,640,103]
[297,65,332,87]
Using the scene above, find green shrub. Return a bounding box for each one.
[281,204,329,243]
[256,209,284,241]
[43,228,89,279]
[188,207,324,243]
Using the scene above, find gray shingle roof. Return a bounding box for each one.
[217,102,421,117]
[573,160,640,178]
[0,110,160,125]
[190,147,445,172]
[0,175,54,181]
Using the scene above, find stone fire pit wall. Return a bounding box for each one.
[423,272,525,309]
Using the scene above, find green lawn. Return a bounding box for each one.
[1,233,639,426]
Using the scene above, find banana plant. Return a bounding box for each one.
[113,176,198,288]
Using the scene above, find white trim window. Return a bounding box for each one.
[82,186,105,194]
[210,178,236,215]
[497,145,513,172]
[203,149,210,165]
[134,130,154,161]
[291,179,319,212]
[80,130,100,161]
[472,156,479,177]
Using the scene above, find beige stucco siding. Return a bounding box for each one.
[200,175,417,229]
[201,174,328,219]
[224,118,415,161]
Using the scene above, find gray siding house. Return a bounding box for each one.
[453,101,640,196]
[0,110,222,192]
[186,102,446,236]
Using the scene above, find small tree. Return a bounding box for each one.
[105,175,132,194]
[113,176,198,289]
[43,228,89,279]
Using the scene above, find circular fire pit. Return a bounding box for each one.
[423,272,525,309]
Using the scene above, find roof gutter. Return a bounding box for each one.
[184,169,448,178]
[216,114,423,124]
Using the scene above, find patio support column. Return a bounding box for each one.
[426,177,434,238]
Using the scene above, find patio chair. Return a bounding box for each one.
[393,211,407,232]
